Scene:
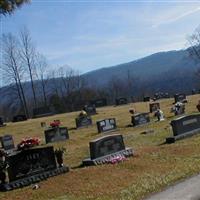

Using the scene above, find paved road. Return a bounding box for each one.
[145,174,200,200]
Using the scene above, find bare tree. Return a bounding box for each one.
[1,33,29,117]
[19,26,38,107]
[35,53,49,106]
[188,25,200,62]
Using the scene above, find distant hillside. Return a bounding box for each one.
[83,49,198,87]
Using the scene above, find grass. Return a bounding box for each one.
[0,95,200,200]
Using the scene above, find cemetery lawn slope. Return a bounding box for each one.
[1,95,200,200]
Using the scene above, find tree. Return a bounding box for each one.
[0,0,30,15]
[19,26,38,107]
[188,25,200,62]
[1,33,29,117]
[35,53,49,106]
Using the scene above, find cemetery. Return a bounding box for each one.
[1,94,200,200]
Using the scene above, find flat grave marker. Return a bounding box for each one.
[84,104,97,115]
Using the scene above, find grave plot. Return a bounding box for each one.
[166,114,200,143]
[0,146,69,191]
[96,118,117,133]
[131,113,150,126]
[82,134,133,166]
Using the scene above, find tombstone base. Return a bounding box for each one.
[82,148,133,166]
[0,166,69,191]
[166,127,200,143]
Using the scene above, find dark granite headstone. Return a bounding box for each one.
[12,115,27,122]
[0,135,15,150]
[83,105,96,115]
[1,146,69,191]
[75,116,92,128]
[44,127,69,144]
[166,114,200,143]
[149,103,160,113]
[90,98,107,107]
[132,113,150,126]
[96,118,117,133]
[143,96,150,102]
[82,134,133,166]
[174,93,187,103]
[32,106,53,118]
[115,98,128,105]
[0,117,6,127]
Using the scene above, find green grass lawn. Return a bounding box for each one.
[0,95,200,200]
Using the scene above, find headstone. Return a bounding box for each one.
[115,98,128,106]
[143,96,150,102]
[171,102,185,116]
[174,93,187,103]
[0,117,6,127]
[44,127,69,144]
[192,89,196,95]
[1,146,69,191]
[32,106,53,118]
[132,113,150,126]
[154,109,165,121]
[75,116,92,128]
[12,115,27,122]
[149,102,160,113]
[90,98,107,107]
[83,105,96,115]
[0,135,15,151]
[166,114,200,143]
[96,118,117,133]
[82,134,133,166]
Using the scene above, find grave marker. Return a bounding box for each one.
[82,134,133,166]
[115,98,128,105]
[32,106,53,118]
[0,135,15,151]
[132,113,150,126]
[1,146,69,191]
[75,116,92,128]
[96,118,117,133]
[149,102,160,113]
[44,127,69,144]
[143,96,150,102]
[83,105,97,115]
[174,93,187,103]
[12,115,27,122]
[166,114,200,143]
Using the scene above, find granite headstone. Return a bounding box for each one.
[96,118,117,133]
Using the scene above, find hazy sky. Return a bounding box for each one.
[1,0,200,74]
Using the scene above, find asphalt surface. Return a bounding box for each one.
[145,174,200,200]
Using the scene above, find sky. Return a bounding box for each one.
[1,0,200,77]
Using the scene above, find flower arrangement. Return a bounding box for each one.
[50,120,61,128]
[17,137,40,150]
[107,155,126,164]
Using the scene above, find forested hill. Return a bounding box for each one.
[83,49,199,87]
